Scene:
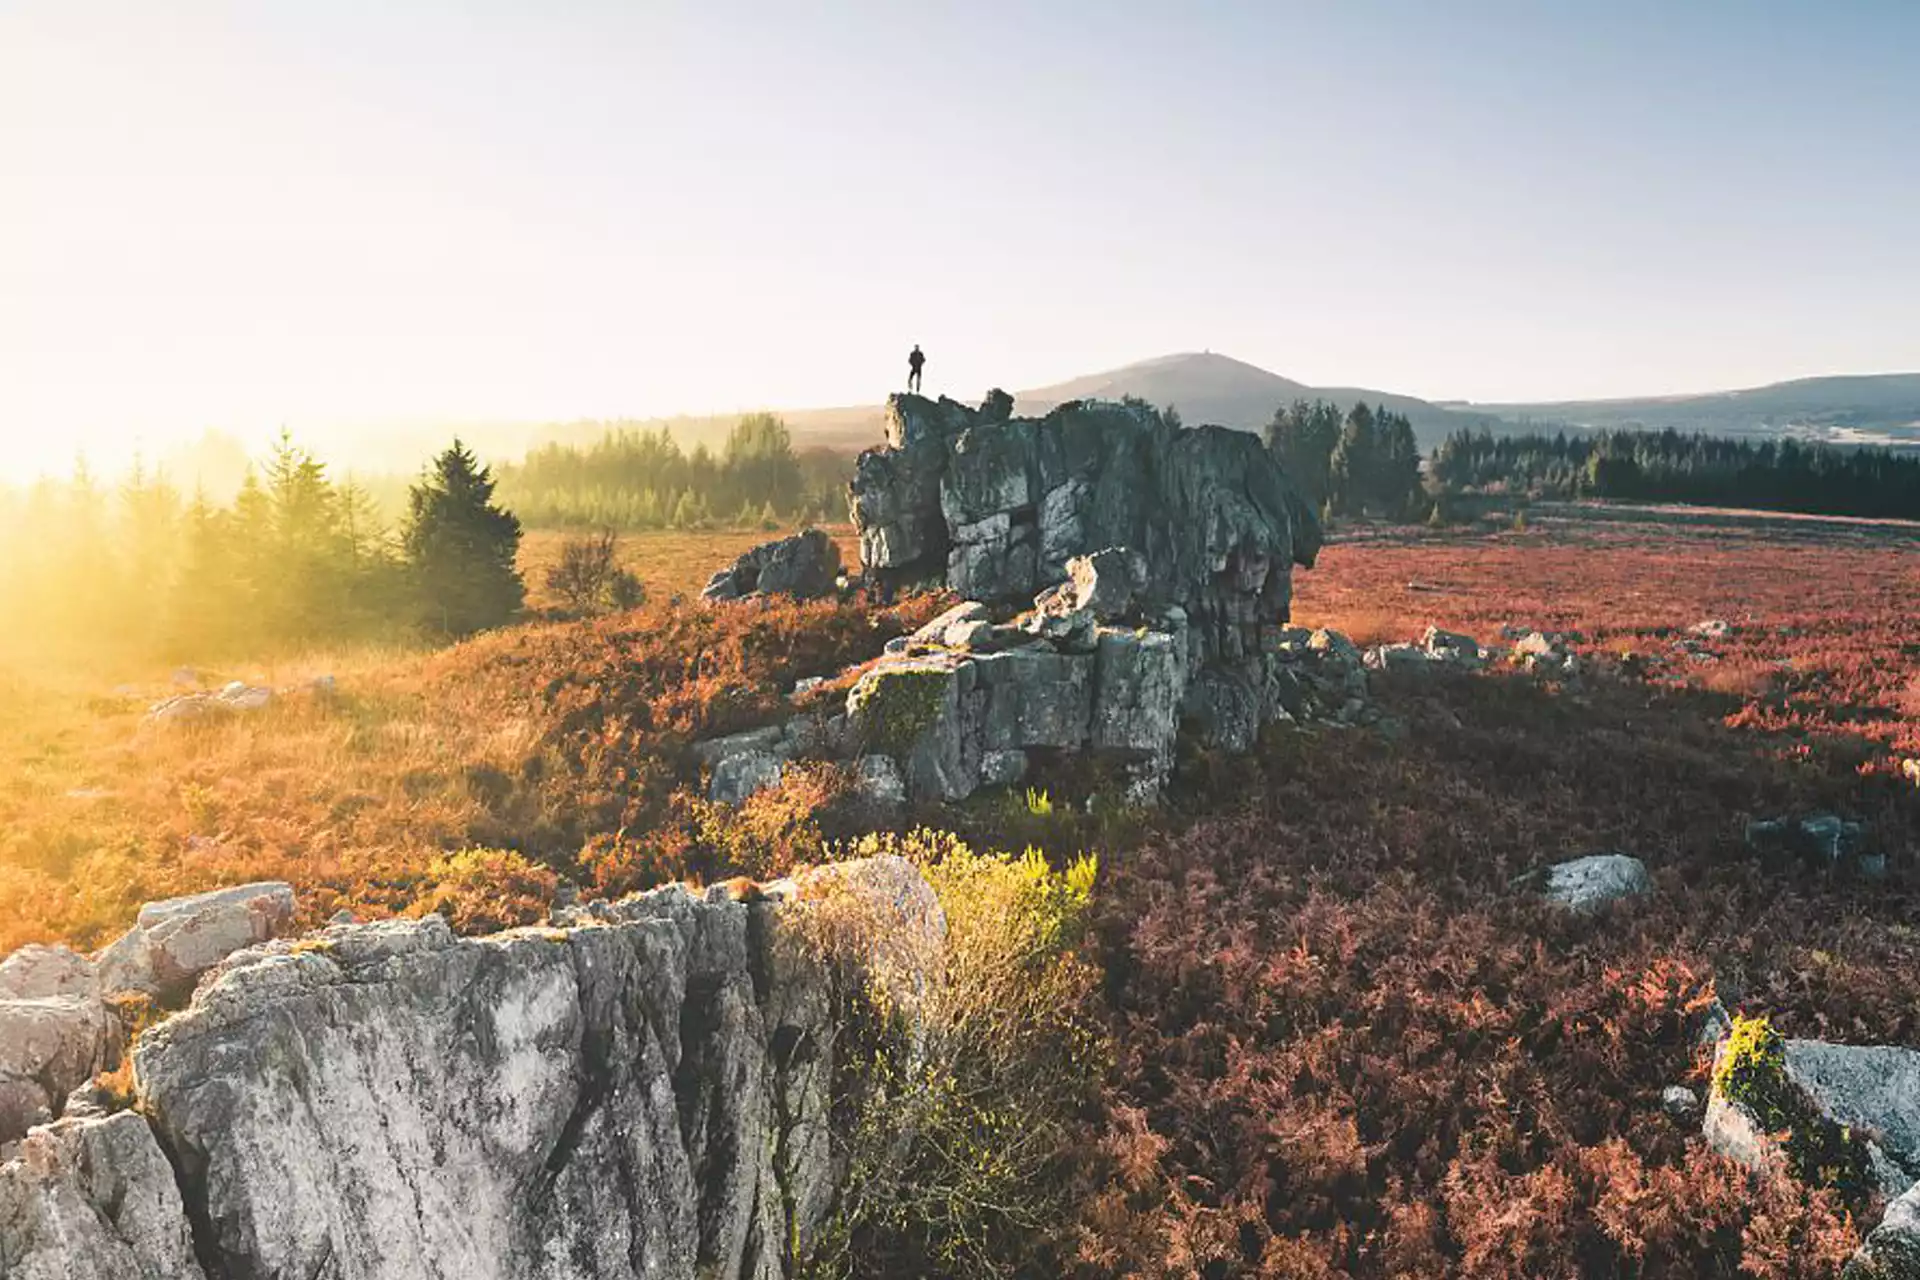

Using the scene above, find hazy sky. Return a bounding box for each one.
[2,1,1916,477]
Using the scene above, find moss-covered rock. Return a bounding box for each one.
[1709,1015,1880,1206]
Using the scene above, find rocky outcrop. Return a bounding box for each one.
[1,856,945,1279]
[702,529,842,602]
[850,392,1320,669]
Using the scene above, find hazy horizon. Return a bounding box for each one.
[4,1,1917,480]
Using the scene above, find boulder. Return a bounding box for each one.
[0,943,97,999]
[131,857,943,1280]
[1541,853,1652,912]
[0,995,122,1143]
[702,528,841,602]
[96,881,297,999]
[847,657,976,802]
[145,682,276,726]
[1689,618,1733,640]
[910,600,991,648]
[1661,1085,1702,1121]
[0,1113,208,1278]
[1090,628,1186,756]
[1705,1024,1920,1214]
[850,393,1319,670]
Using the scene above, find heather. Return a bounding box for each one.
[6,511,1920,1275]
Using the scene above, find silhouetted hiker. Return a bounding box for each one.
[907,344,925,393]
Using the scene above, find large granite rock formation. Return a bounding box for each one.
[851,392,1321,669]
[835,392,1324,797]
[0,857,943,1278]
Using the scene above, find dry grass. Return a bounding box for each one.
[517,524,859,610]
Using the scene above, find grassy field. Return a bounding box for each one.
[517,524,861,609]
[4,511,1918,1274]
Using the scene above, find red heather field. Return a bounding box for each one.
[1086,507,1920,1278]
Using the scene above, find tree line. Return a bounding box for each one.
[499,413,850,531]
[1264,399,1425,520]
[0,435,525,664]
[1430,428,1920,520]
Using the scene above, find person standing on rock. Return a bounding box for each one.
[907,344,926,393]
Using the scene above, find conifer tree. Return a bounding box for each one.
[403,440,525,637]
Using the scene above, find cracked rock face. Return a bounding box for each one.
[82,855,945,1280]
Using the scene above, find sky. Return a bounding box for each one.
[2,0,1917,479]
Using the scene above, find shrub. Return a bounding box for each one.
[407,848,557,934]
[544,529,645,616]
[801,830,1105,1279]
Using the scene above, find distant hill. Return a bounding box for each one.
[1462,372,1920,449]
[1015,352,1500,449]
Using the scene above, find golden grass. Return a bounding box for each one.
[517,524,859,610]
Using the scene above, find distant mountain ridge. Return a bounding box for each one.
[1462,372,1920,448]
[520,354,1920,464]
[1013,351,1500,448]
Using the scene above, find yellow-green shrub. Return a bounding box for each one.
[803,829,1105,1279]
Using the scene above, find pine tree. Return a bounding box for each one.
[403,440,525,637]
[1328,403,1379,517]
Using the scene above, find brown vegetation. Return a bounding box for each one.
[5,512,1919,1275]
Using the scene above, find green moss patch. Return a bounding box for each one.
[850,666,951,756]
[1714,1015,1878,1205]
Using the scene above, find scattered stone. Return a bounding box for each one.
[145,681,276,726]
[1745,812,1873,872]
[1420,625,1484,667]
[1662,1085,1702,1121]
[792,676,825,697]
[95,881,297,999]
[1541,853,1652,912]
[1365,643,1435,675]
[701,528,842,602]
